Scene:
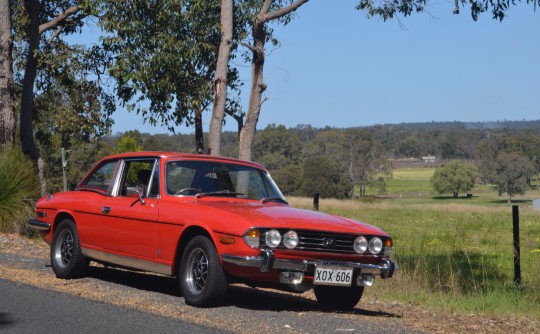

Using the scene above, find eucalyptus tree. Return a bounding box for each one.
[12,0,115,194]
[97,0,247,154]
[0,0,14,147]
[234,0,309,161]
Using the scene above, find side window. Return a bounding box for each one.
[119,159,158,198]
[83,161,118,192]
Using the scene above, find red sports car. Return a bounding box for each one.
[28,152,396,310]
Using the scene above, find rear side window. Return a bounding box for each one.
[82,161,118,192]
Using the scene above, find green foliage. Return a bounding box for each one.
[96,0,246,131]
[269,164,303,196]
[356,0,540,22]
[253,124,302,169]
[114,134,143,154]
[300,156,350,199]
[483,152,536,201]
[431,161,477,198]
[0,148,40,234]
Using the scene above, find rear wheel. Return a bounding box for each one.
[314,285,364,311]
[50,219,88,279]
[179,236,228,307]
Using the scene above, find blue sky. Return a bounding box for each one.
[110,1,539,135]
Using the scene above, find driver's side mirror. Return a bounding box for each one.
[136,190,146,205]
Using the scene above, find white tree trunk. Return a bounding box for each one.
[208,0,233,156]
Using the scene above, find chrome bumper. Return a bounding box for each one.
[221,249,397,279]
[27,219,50,231]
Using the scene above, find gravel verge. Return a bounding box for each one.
[1,233,538,333]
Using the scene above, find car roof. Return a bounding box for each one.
[102,151,266,169]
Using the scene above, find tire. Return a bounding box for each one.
[314,285,364,311]
[179,236,228,307]
[50,219,88,279]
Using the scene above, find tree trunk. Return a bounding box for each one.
[0,0,15,147]
[207,0,233,156]
[238,19,265,161]
[20,0,46,195]
[194,107,204,154]
[238,0,309,161]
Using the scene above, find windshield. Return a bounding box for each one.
[166,160,285,201]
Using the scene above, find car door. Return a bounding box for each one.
[99,158,160,260]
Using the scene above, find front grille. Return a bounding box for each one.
[258,229,386,255]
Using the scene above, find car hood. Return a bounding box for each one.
[197,200,388,236]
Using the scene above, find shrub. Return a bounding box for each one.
[0,148,40,234]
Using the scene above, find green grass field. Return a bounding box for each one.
[287,170,540,319]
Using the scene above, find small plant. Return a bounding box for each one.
[0,148,40,234]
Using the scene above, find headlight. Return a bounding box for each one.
[283,230,298,249]
[369,237,383,254]
[353,236,368,254]
[243,228,260,248]
[265,229,281,248]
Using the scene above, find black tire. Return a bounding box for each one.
[179,236,228,307]
[314,285,364,311]
[50,219,88,279]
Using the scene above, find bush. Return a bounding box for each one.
[0,148,40,234]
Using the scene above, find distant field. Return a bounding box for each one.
[366,167,435,195]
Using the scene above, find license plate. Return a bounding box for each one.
[313,266,353,286]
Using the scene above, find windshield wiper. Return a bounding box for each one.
[260,197,288,205]
[196,190,245,199]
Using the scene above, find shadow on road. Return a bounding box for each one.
[0,313,16,328]
[85,264,400,318]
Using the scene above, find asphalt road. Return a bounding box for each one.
[0,278,231,334]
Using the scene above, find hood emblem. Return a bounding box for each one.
[323,238,336,248]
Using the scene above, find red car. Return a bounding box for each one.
[28,152,396,310]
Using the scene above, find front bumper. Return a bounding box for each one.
[27,219,51,231]
[221,249,397,279]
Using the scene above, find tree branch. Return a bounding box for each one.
[38,5,81,35]
[263,0,310,22]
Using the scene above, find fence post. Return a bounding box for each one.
[313,193,319,211]
[512,205,521,287]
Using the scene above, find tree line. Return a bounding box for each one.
[51,121,540,200]
[1,0,537,197]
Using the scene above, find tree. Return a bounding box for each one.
[0,0,15,147]
[15,0,93,195]
[98,0,248,154]
[237,0,308,161]
[484,152,535,203]
[431,161,477,198]
[346,129,392,198]
[300,156,350,199]
[207,0,233,156]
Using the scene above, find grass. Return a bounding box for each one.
[0,148,40,234]
[287,187,540,318]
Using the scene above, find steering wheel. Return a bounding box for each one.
[175,188,201,195]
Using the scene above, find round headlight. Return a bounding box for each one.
[283,230,299,249]
[265,229,281,248]
[369,237,383,254]
[354,236,368,254]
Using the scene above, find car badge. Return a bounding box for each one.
[323,238,336,248]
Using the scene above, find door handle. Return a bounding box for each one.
[102,206,111,214]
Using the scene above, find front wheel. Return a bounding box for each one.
[179,236,228,307]
[50,219,88,279]
[314,285,364,311]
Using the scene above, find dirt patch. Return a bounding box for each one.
[1,233,538,333]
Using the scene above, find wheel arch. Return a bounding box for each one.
[173,226,213,277]
[53,211,76,232]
